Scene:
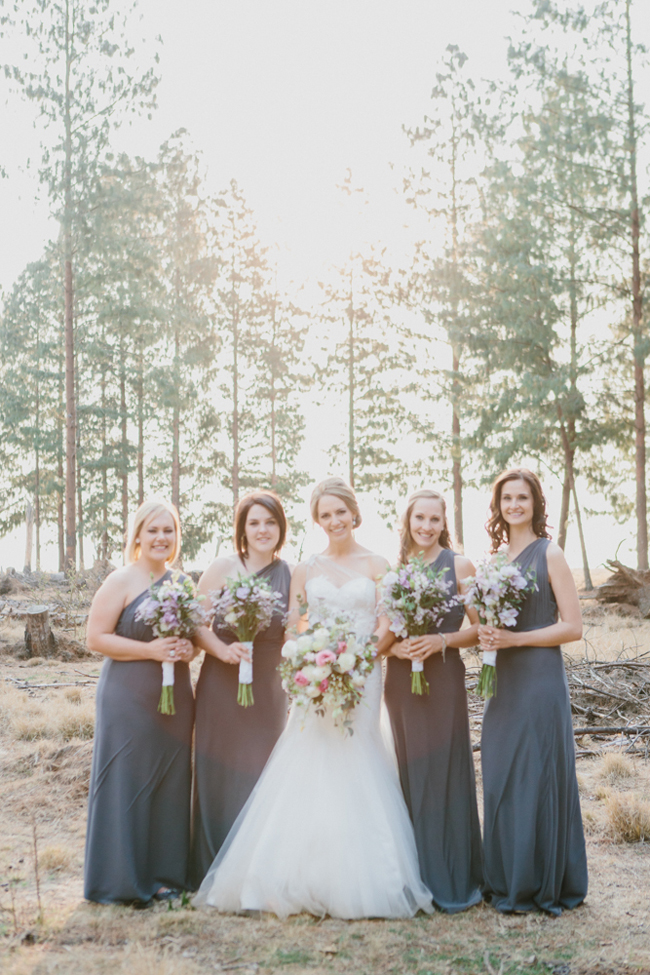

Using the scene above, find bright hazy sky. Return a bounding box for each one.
[0,0,649,572]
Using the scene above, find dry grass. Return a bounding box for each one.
[606,793,650,843]
[39,845,73,874]
[0,684,95,742]
[600,753,636,786]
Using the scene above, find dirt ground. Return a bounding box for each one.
[0,602,649,975]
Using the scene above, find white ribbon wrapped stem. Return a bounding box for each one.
[411,659,424,673]
[482,649,497,667]
[162,661,175,687]
[239,640,254,685]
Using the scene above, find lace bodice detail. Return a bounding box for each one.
[304,556,377,640]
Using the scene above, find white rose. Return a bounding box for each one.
[281,640,298,659]
[306,685,321,698]
[296,634,313,651]
[225,612,238,624]
[312,628,330,651]
[301,665,317,682]
[311,665,329,682]
[336,652,356,672]
[351,673,366,687]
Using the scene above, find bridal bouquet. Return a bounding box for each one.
[279,616,377,734]
[136,572,208,715]
[462,553,536,699]
[379,556,456,695]
[211,575,285,707]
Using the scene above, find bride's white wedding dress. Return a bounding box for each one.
[193,556,433,919]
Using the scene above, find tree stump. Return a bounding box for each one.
[24,605,57,658]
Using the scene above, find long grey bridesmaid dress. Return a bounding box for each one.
[84,570,194,904]
[384,548,483,913]
[189,559,291,888]
[481,538,588,914]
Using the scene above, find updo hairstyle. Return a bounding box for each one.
[399,488,452,565]
[486,467,551,553]
[234,490,287,560]
[309,477,362,528]
[125,499,181,565]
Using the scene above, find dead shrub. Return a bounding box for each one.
[606,793,650,842]
[9,694,94,742]
[582,810,600,835]
[65,687,83,704]
[40,844,73,873]
[119,945,202,975]
[600,753,635,786]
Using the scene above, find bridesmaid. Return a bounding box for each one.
[384,488,483,912]
[85,500,195,905]
[190,490,291,888]
[479,468,587,914]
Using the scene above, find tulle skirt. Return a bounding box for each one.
[193,665,433,919]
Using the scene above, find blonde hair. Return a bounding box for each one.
[309,477,362,528]
[399,488,452,565]
[125,500,181,565]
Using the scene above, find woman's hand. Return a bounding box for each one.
[214,641,251,666]
[174,637,196,663]
[389,638,413,660]
[478,624,518,651]
[147,637,185,663]
[407,634,445,662]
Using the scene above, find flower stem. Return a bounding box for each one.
[237,682,254,707]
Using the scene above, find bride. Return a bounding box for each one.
[194,477,433,919]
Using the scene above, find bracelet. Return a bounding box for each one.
[440,632,447,663]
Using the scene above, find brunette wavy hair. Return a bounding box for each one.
[398,488,452,565]
[486,468,551,553]
[234,491,287,560]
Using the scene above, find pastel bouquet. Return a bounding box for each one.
[462,553,537,699]
[211,575,285,707]
[379,555,456,695]
[135,572,208,715]
[279,616,377,734]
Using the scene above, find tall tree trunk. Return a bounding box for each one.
[557,406,592,589]
[63,0,76,571]
[136,343,144,506]
[57,354,65,573]
[348,277,355,489]
[270,301,277,488]
[77,451,85,571]
[35,451,41,571]
[100,343,109,562]
[449,116,464,548]
[557,470,571,550]
[231,248,240,508]
[23,502,34,574]
[571,481,593,591]
[120,336,129,554]
[626,0,647,568]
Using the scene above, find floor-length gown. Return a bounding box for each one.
[194,556,433,919]
[190,559,291,888]
[384,548,483,912]
[481,538,588,914]
[84,570,194,904]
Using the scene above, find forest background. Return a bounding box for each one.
[1,0,650,583]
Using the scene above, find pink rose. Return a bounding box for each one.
[294,671,309,686]
[316,650,336,666]
[319,679,329,692]
[337,641,347,654]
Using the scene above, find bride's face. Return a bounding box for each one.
[317,494,355,541]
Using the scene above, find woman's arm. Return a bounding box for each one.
[86,572,184,662]
[286,562,309,635]
[478,543,583,651]
[196,557,251,663]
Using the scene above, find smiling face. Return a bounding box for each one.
[499,478,535,531]
[244,503,281,558]
[316,494,355,541]
[139,510,177,564]
[409,497,446,556]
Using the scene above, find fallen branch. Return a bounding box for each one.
[573,726,650,736]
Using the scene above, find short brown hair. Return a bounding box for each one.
[234,491,287,560]
[125,500,181,565]
[309,477,362,527]
[486,468,551,552]
[399,488,452,564]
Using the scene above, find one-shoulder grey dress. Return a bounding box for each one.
[481,538,588,914]
[84,571,194,904]
[189,559,291,888]
[384,548,483,912]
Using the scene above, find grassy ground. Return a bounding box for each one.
[0,608,649,975]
